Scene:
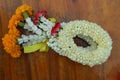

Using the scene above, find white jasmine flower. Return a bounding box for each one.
[26,17,34,26]
[17,38,23,44]
[35,29,42,35]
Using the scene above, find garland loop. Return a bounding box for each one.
[2,4,112,67]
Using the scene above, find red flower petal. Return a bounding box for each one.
[33,19,38,25]
[33,11,48,25]
[51,22,61,35]
[36,10,47,19]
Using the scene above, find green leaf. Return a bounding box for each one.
[18,22,25,27]
[23,12,29,18]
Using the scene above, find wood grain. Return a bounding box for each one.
[0,0,120,80]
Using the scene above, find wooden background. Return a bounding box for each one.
[0,0,120,80]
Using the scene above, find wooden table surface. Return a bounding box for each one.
[0,0,120,80]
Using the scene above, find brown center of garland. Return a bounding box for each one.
[73,36,90,47]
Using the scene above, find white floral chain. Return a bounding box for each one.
[17,17,112,67]
[17,16,55,46]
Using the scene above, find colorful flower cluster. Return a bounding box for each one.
[2,4,112,67]
[2,4,32,58]
[2,4,61,58]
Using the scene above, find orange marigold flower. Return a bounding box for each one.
[10,45,21,58]
[9,28,20,38]
[16,4,33,16]
[2,15,22,58]
[2,4,33,58]
[8,15,23,29]
[2,33,21,58]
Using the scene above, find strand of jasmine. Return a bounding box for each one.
[38,23,48,31]
[17,32,46,46]
[24,23,42,35]
[47,41,62,54]
[38,23,51,38]
[40,16,54,27]
[46,23,67,54]
[22,34,46,46]
[38,16,55,37]
[47,36,61,52]
[39,16,54,31]
[47,36,66,56]
[19,35,46,46]
[25,17,42,35]
[28,32,47,45]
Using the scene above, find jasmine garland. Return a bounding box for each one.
[2,4,112,67]
[48,20,112,67]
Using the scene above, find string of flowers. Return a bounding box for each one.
[55,20,112,67]
[2,4,112,67]
[2,4,33,58]
[17,10,56,53]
